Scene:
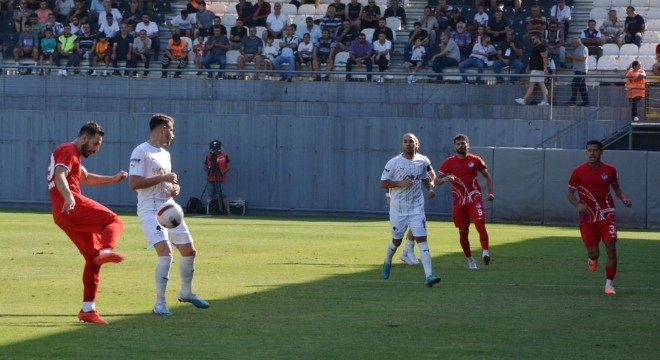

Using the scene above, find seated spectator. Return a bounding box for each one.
[69,14,83,35]
[430,32,460,81]
[361,0,381,30]
[371,18,393,43]
[238,26,264,80]
[75,23,95,73]
[472,4,488,31]
[624,6,645,47]
[313,28,336,81]
[236,0,253,26]
[458,34,496,84]
[28,13,44,37]
[35,1,53,25]
[346,33,373,81]
[492,29,524,83]
[328,0,346,19]
[13,22,39,64]
[53,24,78,76]
[91,31,112,76]
[53,0,75,23]
[372,31,392,82]
[68,0,89,25]
[321,6,343,39]
[262,35,278,80]
[419,6,438,46]
[434,0,453,33]
[345,0,363,30]
[193,34,207,75]
[123,0,143,32]
[44,13,65,36]
[100,1,122,23]
[297,17,322,45]
[251,0,271,28]
[99,13,119,39]
[545,21,566,67]
[525,5,547,42]
[580,19,602,58]
[38,28,57,75]
[135,13,160,60]
[445,8,466,35]
[450,21,471,60]
[471,24,487,47]
[204,25,230,79]
[549,0,571,41]
[486,9,509,44]
[266,2,288,39]
[195,2,215,37]
[13,1,34,33]
[273,25,299,81]
[404,21,428,62]
[403,37,425,84]
[600,9,624,47]
[230,19,248,50]
[335,19,357,52]
[161,33,189,78]
[167,10,195,39]
[132,29,152,76]
[383,0,406,27]
[491,0,520,12]
[297,33,315,75]
[111,23,134,76]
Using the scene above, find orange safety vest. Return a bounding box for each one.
[168,38,187,57]
[625,68,646,99]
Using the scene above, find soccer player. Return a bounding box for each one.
[567,140,632,295]
[379,133,441,287]
[47,121,127,325]
[128,114,210,316]
[434,133,494,270]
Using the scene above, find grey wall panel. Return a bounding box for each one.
[603,151,647,228]
[647,152,660,228]
[542,149,585,226]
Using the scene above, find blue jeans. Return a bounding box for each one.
[625,33,643,47]
[53,51,76,68]
[204,54,227,77]
[458,57,485,83]
[431,57,458,80]
[273,55,295,79]
[492,58,525,82]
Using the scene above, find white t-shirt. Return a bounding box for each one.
[263,43,278,61]
[136,21,160,37]
[474,12,489,26]
[266,12,288,33]
[298,41,314,58]
[373,39,392,60]
[380,153,430,216]
[98,20,119,38]
[170,14,196,30]
[129,142,174,217]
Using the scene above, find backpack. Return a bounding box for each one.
[186,197,205,214]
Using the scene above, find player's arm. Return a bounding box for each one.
[54,166,75,213]
[567,187,587,213]
[128,173,178,191]
[81,170,128,186]
[480,169,494,201]
[380,178,412,189]
[611,182,632,208]
[433,172,454,186]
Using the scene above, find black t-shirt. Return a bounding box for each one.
[529,43,547,71]
[112,33,134,56]
[624,14,645,35]
[230,25,248,43]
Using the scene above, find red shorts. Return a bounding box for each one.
[579,218,617,248]
[452,202,486,229]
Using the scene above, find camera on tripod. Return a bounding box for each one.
[207,140,223,175]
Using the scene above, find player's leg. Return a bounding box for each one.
[580,222,600,274]
[170,223,210,308]
[399,228,419,265]
[454,204,476,268]
[600,220,618,294]
[382,215,406,279]
[469,202,490,265]
[140,216,174,315]
[410,214,441,287]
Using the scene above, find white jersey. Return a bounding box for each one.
[381,153,430,216]
[129,142,174,217]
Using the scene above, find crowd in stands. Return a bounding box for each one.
[1,0,659,81]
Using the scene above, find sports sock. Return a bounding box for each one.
[384,241,398,263]
[605,279,614,288]
[155,255,173,305]
[179,255,195,297]
[605,266,616,281]
[482,249,490,258]
[82,301,95,312]
[404,239,415,255]
[417,241,433,277]
[459,231,472,257]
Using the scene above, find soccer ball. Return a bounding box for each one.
[157,202,184,228]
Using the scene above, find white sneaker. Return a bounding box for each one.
[411,74,417,83]
[91,70,98,76]
[61,70,67,77]
[467,257,478,270]
[407,75,413,84]
[102,70,108,77]
[57,69,63,76]
[399,250,419,265]
[514,98,526,105]
[538,100,549,106]
[633,116,639,122]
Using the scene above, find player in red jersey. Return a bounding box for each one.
[434,134,494,269]
[567,140,632,295]
[47,121,128,324]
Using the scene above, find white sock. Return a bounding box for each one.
[384,241,398,263]
[179,255,195,298]
[482,249,490,258]
[404,239,415,255]
[82,301,95,312]
[155,255,172,305]
[417,242,433,277]
[606,279,614,288]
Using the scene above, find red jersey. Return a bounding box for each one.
[205,151,230,182]
[568,162,619,223]
[47,142,83,204]
[438,153,487,206]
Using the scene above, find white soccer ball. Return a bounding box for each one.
[157,202,184,229]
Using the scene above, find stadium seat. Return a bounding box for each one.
[630,0,650,8]
[224,50,241,77]
[221,14,237,28]
[293,14,308,30]
[587,55,598,71]
[375,0,387,5]
[207,2,226,15]
[616,56,636,71]
[596,55,617,71]
[334,51,350,66]
[315,4,328,16]
[224,4,238,15]
[592,0,611,7]
[298,4,316,16]
[638,43,656,56]
[644,31,660,44]
[638,56,655,71]
[610,0,629,7]
[589,8,608,22]
[385,16,401,31]
[282,3,298,17]
[360,28,375,43]
[601,43,619,57]
[619,44,639,57]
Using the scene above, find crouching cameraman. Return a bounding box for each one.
[204,140,231,215]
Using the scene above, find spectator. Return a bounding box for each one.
[404,21,428,63]
[44,13,65,36]
[161,33,189,78]
[89,0,105,25]
[491,0,520,12]
[75,23,95,74]
[204,140,232,215]
[273,25,299,81]
[371,18,394,43]
[54,0,75,23]
[99,13,119,39]
[372,31,392,83]
[515,34,549,106]
[236,0,254,26]
[404,37,425,83]
[580,19,602,58]
[446,8,466,34]
[204,25,230,79]
[35,0,53,25]
[195,1,215,36]
[68,14,82,35]
[321,6,343,38]
[38,28,57,75]
[383,0,406,27]
[471,24,487,47]
[135,13,160,60]
[53,23,78,76]
[624,6,645,47]
[13,0,34,33]
[328,0,346,19]
[297,16,322,45]
[336,19,358,52]
[68,0,89,25]
[419,6,438,46]
[211,16,226,36]
[132,29,151,76]
[297,32,315,75]
[28,13,44,37]
[345,0,362,31]
[313,28,336,81]
[266,2,288,39]
[167,10,195,39]
[13,22,39,64]
[238,26,264,80]
[360,0,381,30]
[434,0,453,33]
[251,0,271,28]
[123,0,143,32]
[192,33,206,75]
[564,37,589,106]
[549,0,570,41]
[472,4,488,30]
[492,29,524,84]
[600,9,624,47]
[625,60,646,121]
[450,21,470,60]
[187,0,200,13]
[653,44,660,76]
[458,34,496,84]
[525,4,547,41]
[430,31,460,81]
[545,21,566,68]
[100,1,122,24]
[111,23,134,76]
[486,9,509,44]
[91,31,112,76]
[261,35,278,80]
[230,19,248,50]
[346,33,373,81]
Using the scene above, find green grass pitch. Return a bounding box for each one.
[0,210,659,359]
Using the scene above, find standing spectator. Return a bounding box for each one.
[135,13,160,60]
[13,23,39,65]
[372,31,392,83]
[492,29,524,84]
[13,1,34,33]
[238,26,264,80]
[515,34,549,106]
[345,0,362,31]
[230,19,248,50]
[204,140,232,215]
[53,23,78,76]
[266,2,288,39]
[600,9,624,47]
[313,28,336,81]
[129,114,210,316]
[383,0,406,27]
[132,29,152,76]
[111,23,134,76]
[580,19,602,58]
[625,60,646,122]
[195,1,215,36]
[273,25,299,81]
[297,16,322,45]
[549,0,570,41]
[486,9,509,44]
[565,37,589,107]
[123,0,143,32]
[321,6,343,39]
[379,133,441,288]
[236,0,254,26]
[91,31,112,76]
[360,0,380,30]
[48,121,127,324]
[204,25,229,79]
[545,21,566,68]
[38,28,57,75]
[430,32,460,81]
[167,10,195,39]
[434,133,494,270]
[450,21,470,60]
[403,37,425,83]
[54,0,75,23]
[346,33,372,81]
[624,6,645,47]
[371,18,393,43]
[251,0,271,28]
[418,6,438,47]
[161,33,189,78]
[567,140,632,295]
[458,34,496,84]
[75,23,95,74]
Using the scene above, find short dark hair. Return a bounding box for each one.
[586,140,603,149]
[149,114,174,130]
[453,133,469,143]
[79,122,105,137]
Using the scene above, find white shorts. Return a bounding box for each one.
[389,213,427,239]
[529,69,546,83]
[139,214,193,249]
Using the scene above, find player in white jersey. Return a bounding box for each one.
[128,114,209,316]
[379,133,441,287]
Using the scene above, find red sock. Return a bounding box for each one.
[459,231,471,257]
[605,266,617,280]
[82,259,101,302]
